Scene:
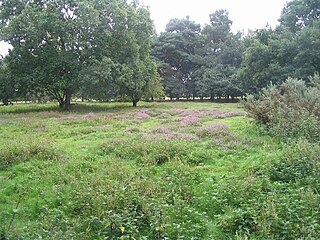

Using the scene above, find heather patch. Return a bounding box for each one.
[60,112,97,121]
[82,112,96,119]
[211,134,242,150]
[165,109,195,116]
[60,115,82,121]
[0,119,9,125]
[197,122,230,138]
[177,116,202,126]
[144,133,199,141]
[124,127,141,134]
[150,126,171,134]
[135,111,151,120]
[95,125,109,131]
[212,111,246,119]
[33,127,47,132]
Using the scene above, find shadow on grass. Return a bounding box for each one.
[0,100,242,114]
[0,102,139,114]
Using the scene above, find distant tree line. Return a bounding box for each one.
[152,0,320,100]
[0,0,319,108]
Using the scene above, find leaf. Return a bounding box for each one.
[105,221,112,227]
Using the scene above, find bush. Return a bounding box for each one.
[243,74,320,141]
[269,140,320,185]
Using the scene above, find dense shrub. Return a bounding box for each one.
[243,74,320,141]
[269,140,320,185]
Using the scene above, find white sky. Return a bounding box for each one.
[140,0,288,33]
[0,0,289,56]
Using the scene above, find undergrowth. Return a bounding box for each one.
[0,102,319,239]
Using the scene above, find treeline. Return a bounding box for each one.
[0,0,319,108]
[152,0,320,100]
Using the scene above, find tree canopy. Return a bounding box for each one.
[0,0,319,106]
[0,0,161,108]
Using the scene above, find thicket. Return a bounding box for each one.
[244,74,320,142]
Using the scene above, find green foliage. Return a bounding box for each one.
[279,0,320,32]
[152,17,203,99]
[0,93,319,239]
[236,0,320,95]
[0,137,61,169]
[152,11,243,100]
[101,138,198,166]
[0,0,158,109]
[243,74,320,141]
[0,59,16,105]
[269,140,320,184]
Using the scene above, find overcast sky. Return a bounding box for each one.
[0,0,289,56]
[140,0,288,33]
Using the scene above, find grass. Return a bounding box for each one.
[0,102,319,239]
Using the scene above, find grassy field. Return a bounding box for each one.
[0,102,318,239]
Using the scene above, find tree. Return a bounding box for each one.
[236,29,290,94]
[196,10,243,100]
[236,0,320,95]
[293,19,320,79]
[0,0,158,108]
[152,17,202,99]
[0,57,16,105]
[279,0,320,32]
[93,2,161,107]
[0,0,100,109]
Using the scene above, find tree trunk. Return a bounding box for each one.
[64,89,72,110]
[210,94,214,102]
[132,98,139,107]
[57,89,72,110]
[200,96,204,102]
[2,99,9,106]
[58,99,64,108]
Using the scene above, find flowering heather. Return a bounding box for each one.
[82,112,96,120]
[60,112,97,121]
[113,113,131,121]
[150,126,171,134]
[124,127,141,134]
[144,133,199,141]
[212,135,241,150]
[135,111,151,120]
[213,111,246,119]
[95,125,109,131]
[178,116,202,126]
[33,127,46,132]
[165,109,195,116]
[197,122,230,138]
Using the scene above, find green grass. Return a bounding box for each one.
[0,102,319,239]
